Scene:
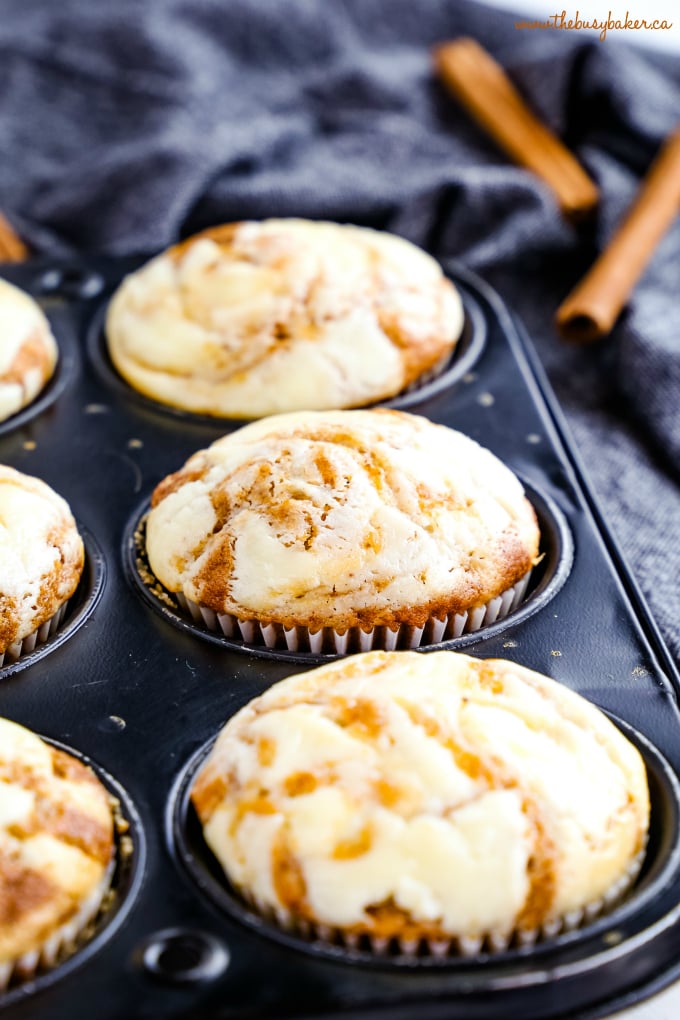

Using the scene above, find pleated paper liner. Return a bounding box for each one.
[0,601,70,668]
[235,847,645,961]
[173,573,531,655]
[86,285,486,424]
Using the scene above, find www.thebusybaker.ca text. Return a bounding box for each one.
[515,10,673,41]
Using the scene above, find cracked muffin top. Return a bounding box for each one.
[0,278,57,424]
[105,219,463,418]
[0,467,84,655]
[191,650,649,941]
[146,409,540,632]
[0,717,114,965]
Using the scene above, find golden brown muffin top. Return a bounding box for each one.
[106,219,463,418]
[193,651,649,941]
[147,409,540,631]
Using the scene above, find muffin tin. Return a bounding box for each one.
[1,254,680,1019]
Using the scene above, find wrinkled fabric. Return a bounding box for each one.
[1,0,679,656]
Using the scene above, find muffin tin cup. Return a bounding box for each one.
[0,525,106,679]
[0,859,116,992]
[170,714,680,973]
[0,305,77,439]
[0,737,145,1005]
[85,287,487,425]
[125,477,571,662]
[382,289,487,411]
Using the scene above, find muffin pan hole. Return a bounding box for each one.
[0,525,106,678]
[0,739,145,1004]
[85,286,485,427]
[35,267,105,301]
[123,479,571,663]
[169,716,680,972]
[139,928,230,985]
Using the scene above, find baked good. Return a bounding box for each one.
[0,717,115,987]
[145,408,540,651]
[105,219,463,418]
[191,650,650,953]
[0,278,58,424]
[0,467,84,665]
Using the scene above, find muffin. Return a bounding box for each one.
[0,278,58,424]
[191,650,650,955]
[0,717,115,988]
[0,467,84,666]
[105,219,463,418]
[145,408,540,652]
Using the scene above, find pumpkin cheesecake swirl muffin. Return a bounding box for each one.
[0,467,84,666]
[106,219,463,418]
[145,409,541,653]
[0,278,57,424]
[191,651,650,955]
[0,717,115,988]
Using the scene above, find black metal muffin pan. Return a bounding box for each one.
[2,255,680,1020]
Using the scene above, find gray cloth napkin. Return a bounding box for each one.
[1,0,679,657]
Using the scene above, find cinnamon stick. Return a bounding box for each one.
[557,128,680,343]
[433,38,599,222]
[0,211,29,262]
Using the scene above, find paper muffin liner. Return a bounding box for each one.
[0,854,115,992]
[173,570,531,655]
[0,601,70,669]
[236,846,645,961]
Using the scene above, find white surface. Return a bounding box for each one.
[609,983,680,1020]
[479,0,680,51]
